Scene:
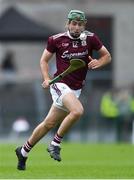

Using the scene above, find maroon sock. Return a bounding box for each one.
[22,141,33,153]
[53,133,63,145]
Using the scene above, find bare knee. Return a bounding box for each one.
[71,106,84,119]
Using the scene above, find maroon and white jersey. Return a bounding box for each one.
[46,31,103,90]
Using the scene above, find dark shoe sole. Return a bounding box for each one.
[15,148,26,170]
[47,148,61,162]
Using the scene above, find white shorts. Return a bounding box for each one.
[50,82,81,111]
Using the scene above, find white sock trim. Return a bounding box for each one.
[21,148,28,157]
[51,141,60,147]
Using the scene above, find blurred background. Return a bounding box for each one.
[0,0,134,144]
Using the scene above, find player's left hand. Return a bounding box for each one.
[88,56,101,69]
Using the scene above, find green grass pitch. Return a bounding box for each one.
[0,143,134,179]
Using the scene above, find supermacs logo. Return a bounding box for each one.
[61,50,88,59]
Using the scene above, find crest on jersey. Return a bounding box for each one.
[81,40,87,46]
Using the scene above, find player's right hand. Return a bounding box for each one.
[42,79,50,89]
[88,56,101,69]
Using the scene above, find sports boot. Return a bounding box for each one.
[15,147,27,170]
[47,144,61,162]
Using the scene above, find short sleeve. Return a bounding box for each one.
[91,34,103,51]
[46,36,56,53]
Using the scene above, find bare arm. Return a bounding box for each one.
[40,49,54,88]
[88,45,111,69]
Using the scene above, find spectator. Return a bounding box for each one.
[1,51,16,71]
[0,51,17,88]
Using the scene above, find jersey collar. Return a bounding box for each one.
[67,31,80,40]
